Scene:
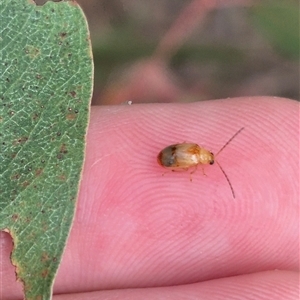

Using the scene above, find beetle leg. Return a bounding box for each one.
[162,168,188,177]
[201,166,207,177]
[189,165,198,181]
[171,168,189,172]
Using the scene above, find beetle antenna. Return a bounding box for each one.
[215,127,244,157]
[216,161,235,198]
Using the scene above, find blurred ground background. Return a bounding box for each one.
[36,0,299,104]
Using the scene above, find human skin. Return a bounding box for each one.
[2,96,299,299]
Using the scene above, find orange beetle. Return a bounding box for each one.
[157,128,244,198]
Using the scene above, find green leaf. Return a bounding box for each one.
[250,0,300,59]
[0,0,93,299]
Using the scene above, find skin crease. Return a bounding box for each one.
[1,97,299,300]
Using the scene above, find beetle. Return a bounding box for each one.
[157,127,244,198]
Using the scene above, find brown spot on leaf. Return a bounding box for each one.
[24,45,40,59]
[13,136,28,145]
[60,32,67,39]
[12,214,19,221]
[41,269,49,278]
[32,113,39,121]
[58,174,67,181]
[11,173,20,180]
[22,181,30,188]
[35,168,43,177]
[57,144,68,159]
[41,252,50,262]
[59,144,68,154]
[66,113,76,120]
[70,91,76,97]
[57,153,63,160]
[42,223,48,231]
